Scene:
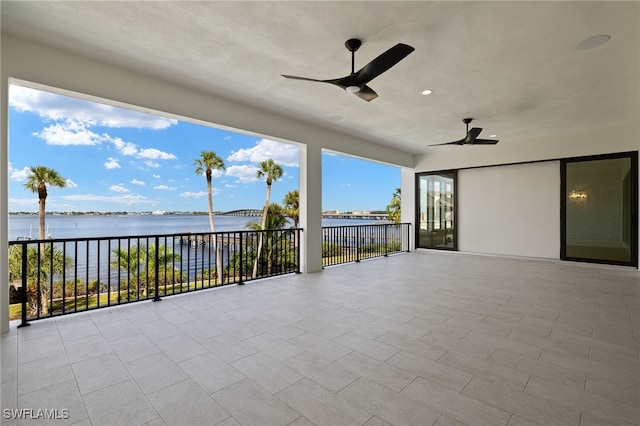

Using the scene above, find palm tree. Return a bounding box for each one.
[283,189,300,248]
[386,187,401,224]
[9,244,71,316]
[247,203,289,275]
[283,190,299,228]
[111,243,181,297]
[194,151,225,281]
[252,159,284,278]
[24,166,67,240]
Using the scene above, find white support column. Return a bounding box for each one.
[299,143,323,273]
[1,80,9,333]
[401,167,416,251]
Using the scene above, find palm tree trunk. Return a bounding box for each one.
[207,178,223,282]
[252,184,271,278]
[38,188,47,240]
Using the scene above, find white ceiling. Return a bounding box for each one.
[2,1,638,155]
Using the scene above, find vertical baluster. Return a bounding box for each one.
[18,243,29,328]
[62,242,67,314]
[107,239,112,307]
[238,232,244,285]
[154,236,161,302]
[96,240,101,309]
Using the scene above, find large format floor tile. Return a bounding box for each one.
[2,251,638,425]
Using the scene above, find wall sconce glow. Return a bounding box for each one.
[569,190,588,201]
[421,89,433,95]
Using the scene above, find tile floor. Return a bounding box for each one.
[1,250,639,426]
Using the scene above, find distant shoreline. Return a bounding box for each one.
[9,209,390,216]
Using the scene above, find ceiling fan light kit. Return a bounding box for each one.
[282,38,414,102]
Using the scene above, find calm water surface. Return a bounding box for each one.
[8,214,387,284]
[9,214,380,240]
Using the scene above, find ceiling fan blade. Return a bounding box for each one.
[355,85,378,102]
[472,138,499,145]
[465,127,483,143]
[281,74,342,84]
[430,140,464,146]
[351,43,414,84]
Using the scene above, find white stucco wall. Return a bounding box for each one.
[458,162,560,258]
[415,121,640,264]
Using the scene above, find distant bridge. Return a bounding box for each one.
[220,209,389,220]
[323,213,389,220]
[220,209,263,217]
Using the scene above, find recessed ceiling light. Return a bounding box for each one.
[576,34,611,50]
[421,89,433,95]
[328,115,343,122]
[489,134,497,138]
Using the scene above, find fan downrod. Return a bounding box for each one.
[345,38,362,52]
[463,118,473,132]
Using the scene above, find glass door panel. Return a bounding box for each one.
[562,153,638,267]
[417,171,456,249]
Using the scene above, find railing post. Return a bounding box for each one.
[407,223,411,252]
[355,229,360,263]
[295,229,301,274]
[18,244,30,328]
[384,225,389,257]
[238,232,244,285]
[153,236,161,302]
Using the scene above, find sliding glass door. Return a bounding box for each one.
[416,171,456,249]
[561,152,638,267]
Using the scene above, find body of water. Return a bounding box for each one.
[9,214,384,240]
[8,214,391,289]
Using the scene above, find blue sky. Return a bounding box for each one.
[8,85,399,213]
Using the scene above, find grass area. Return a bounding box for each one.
[8,276,243,321]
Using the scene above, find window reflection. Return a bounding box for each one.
[417,172,456,249]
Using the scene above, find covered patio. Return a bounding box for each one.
[2,251,638,425]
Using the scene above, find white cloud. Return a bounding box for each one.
[33,119,103,146]
[104,158,121,169]
[225,164,260,183]
[153,185,177,191]
[109,185,130,193]
[60,194,153,205]
[137,148,177,160]
[131,179,145,186]
[180,191,208,198]
[65,179,78,188]
[9,165,32,182]
[152,174,160,179]
[225,184,237,188]
[10,85,177,129]
[111,137,138,156]
[12,87,179,163]
[144,160,161,169]
[227,139,299,167]
[9,198,38,208]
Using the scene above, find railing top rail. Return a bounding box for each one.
[8,227,304,245]
[322,222,411,230]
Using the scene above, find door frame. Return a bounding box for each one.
[560,151,638,267]
[415,170,458,251]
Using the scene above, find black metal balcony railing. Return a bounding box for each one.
[322,223,411,267]
[8,223,411,325]
[8,228,301,326]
